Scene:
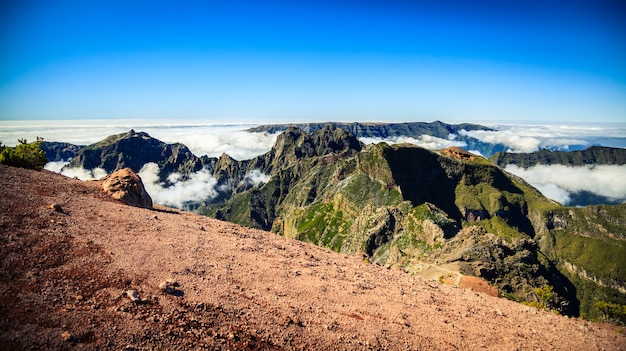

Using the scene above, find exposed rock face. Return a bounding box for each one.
[40,141,85,162]
[101,168,153,208]
[439,146,476,162]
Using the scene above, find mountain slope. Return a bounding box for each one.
[1,164,625,350]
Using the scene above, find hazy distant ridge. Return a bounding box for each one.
[247,120,491,136]
[489,146,626,168]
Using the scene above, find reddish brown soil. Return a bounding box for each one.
[1,165,624,350]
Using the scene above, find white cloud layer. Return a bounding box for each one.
[0,120,278,160]
[3,120,625,159]
[461,123,626,153]
[44,161,107,180]
[360,134,467,150]
[505,164,626,205]
[138,162,219,208]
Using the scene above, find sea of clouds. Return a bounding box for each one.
[2,119,624,207]
[505,164,626,205]
[459,123,626,153]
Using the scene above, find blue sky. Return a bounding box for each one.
[1,0,625,123]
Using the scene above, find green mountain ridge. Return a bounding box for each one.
[489,146,626,168]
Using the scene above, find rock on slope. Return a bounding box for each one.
[101,167,153,208]
[1,164,624,350]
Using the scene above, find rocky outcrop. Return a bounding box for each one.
[101,168,153,208]
[40,141,85,161]
[439,146,476,162]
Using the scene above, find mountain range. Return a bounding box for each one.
[40,125,626,324]
[248,121,507,156]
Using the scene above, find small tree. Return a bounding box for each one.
[0,137,48,170]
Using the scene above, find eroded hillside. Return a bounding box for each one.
[1,164,624,350]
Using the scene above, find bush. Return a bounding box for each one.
[595,300,626,326]
[0,137,48,170]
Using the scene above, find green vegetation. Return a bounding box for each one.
[468,218,528,241]
[595,301,626,326]
[534,284,555,309]
[0,138,48,171]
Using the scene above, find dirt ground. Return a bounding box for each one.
[1,164,624,350]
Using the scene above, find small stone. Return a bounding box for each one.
[61,331,73,341]
[126,290,140,302]
[49,203,63,212]
[159,279,179,294]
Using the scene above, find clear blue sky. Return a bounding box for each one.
[1,0,625,123]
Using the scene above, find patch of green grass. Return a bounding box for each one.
[295,202,352,251]
[552,230,626,282]
[467,217,528,241]
[341,173,402,207]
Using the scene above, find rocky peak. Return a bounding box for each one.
[270,125,362,163]
[101,167,153,208]
[439,147,476,162]
[68,130,208,182]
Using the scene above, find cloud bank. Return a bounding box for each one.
[44,161,107,180]
[461,123,626,153]
[360,134,467,150]
[0,120,278,160]
[139,162,219,208]
[505,164,626,205]
[244,169,271,186]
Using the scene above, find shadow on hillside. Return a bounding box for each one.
[151,207,180,215]
[384,147,463,222]
[547,262,580,317]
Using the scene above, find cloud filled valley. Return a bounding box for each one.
[504,164,626,206]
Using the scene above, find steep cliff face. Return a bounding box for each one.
[40,141,85,161]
